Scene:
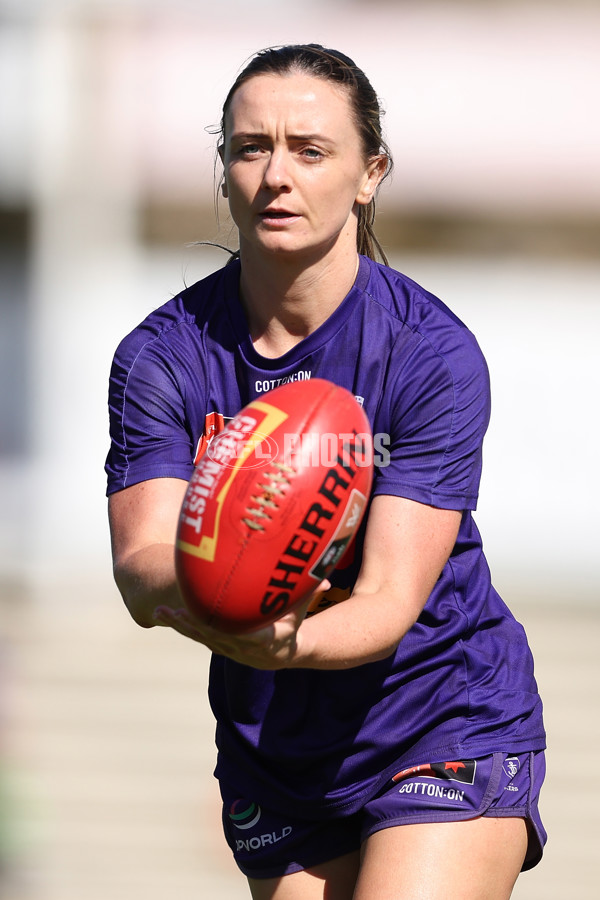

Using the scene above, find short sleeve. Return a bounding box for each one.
[105,332,197,495]
[373,329,491,511]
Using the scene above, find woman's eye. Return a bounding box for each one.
[302,148,323,160]
[240,144,262,156]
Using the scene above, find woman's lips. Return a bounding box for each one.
[259,209,300,224]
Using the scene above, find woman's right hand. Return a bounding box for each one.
[153,580,330,669]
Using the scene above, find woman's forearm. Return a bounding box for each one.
[113,542,182,627]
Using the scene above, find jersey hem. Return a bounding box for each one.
[106,466,193,496]
[372,481,478,511]
[214,733,547,820]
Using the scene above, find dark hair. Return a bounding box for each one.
[217,43,393,264]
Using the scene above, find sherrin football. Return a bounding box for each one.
[175,378,373,633]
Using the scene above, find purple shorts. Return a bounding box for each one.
[220,750,546,879]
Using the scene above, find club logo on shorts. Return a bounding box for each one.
[502,756,521,791]
[503,757,520,779]
[228,799,262,830]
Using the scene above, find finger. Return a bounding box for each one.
[153,606,175,623]
[153,606,215,645]
[154,605,205,631]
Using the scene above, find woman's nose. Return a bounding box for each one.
[261,148,292,191]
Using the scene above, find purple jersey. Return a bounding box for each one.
[106,255,545,817]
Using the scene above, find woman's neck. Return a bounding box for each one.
[239,247,360,359]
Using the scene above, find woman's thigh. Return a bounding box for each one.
[248,850,360,900]
[247,816,527,900]
[354,816,528,900]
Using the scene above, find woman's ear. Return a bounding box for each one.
[218,144,228,198]
[355,155,388,206]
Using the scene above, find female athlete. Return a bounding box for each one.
[106,44,546,900]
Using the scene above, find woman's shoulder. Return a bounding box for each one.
[364,257,487,367]
[112,262,235,365]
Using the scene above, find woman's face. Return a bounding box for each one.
[220,72,383,262]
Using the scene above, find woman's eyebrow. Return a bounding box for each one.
[230,131,335,144]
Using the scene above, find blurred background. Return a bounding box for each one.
[0,0,598,897]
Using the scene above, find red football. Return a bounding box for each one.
[175,378,373,633]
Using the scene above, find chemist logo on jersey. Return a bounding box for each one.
[194,412,230,464]
[228,799,262,830]
[194,412,278,470]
